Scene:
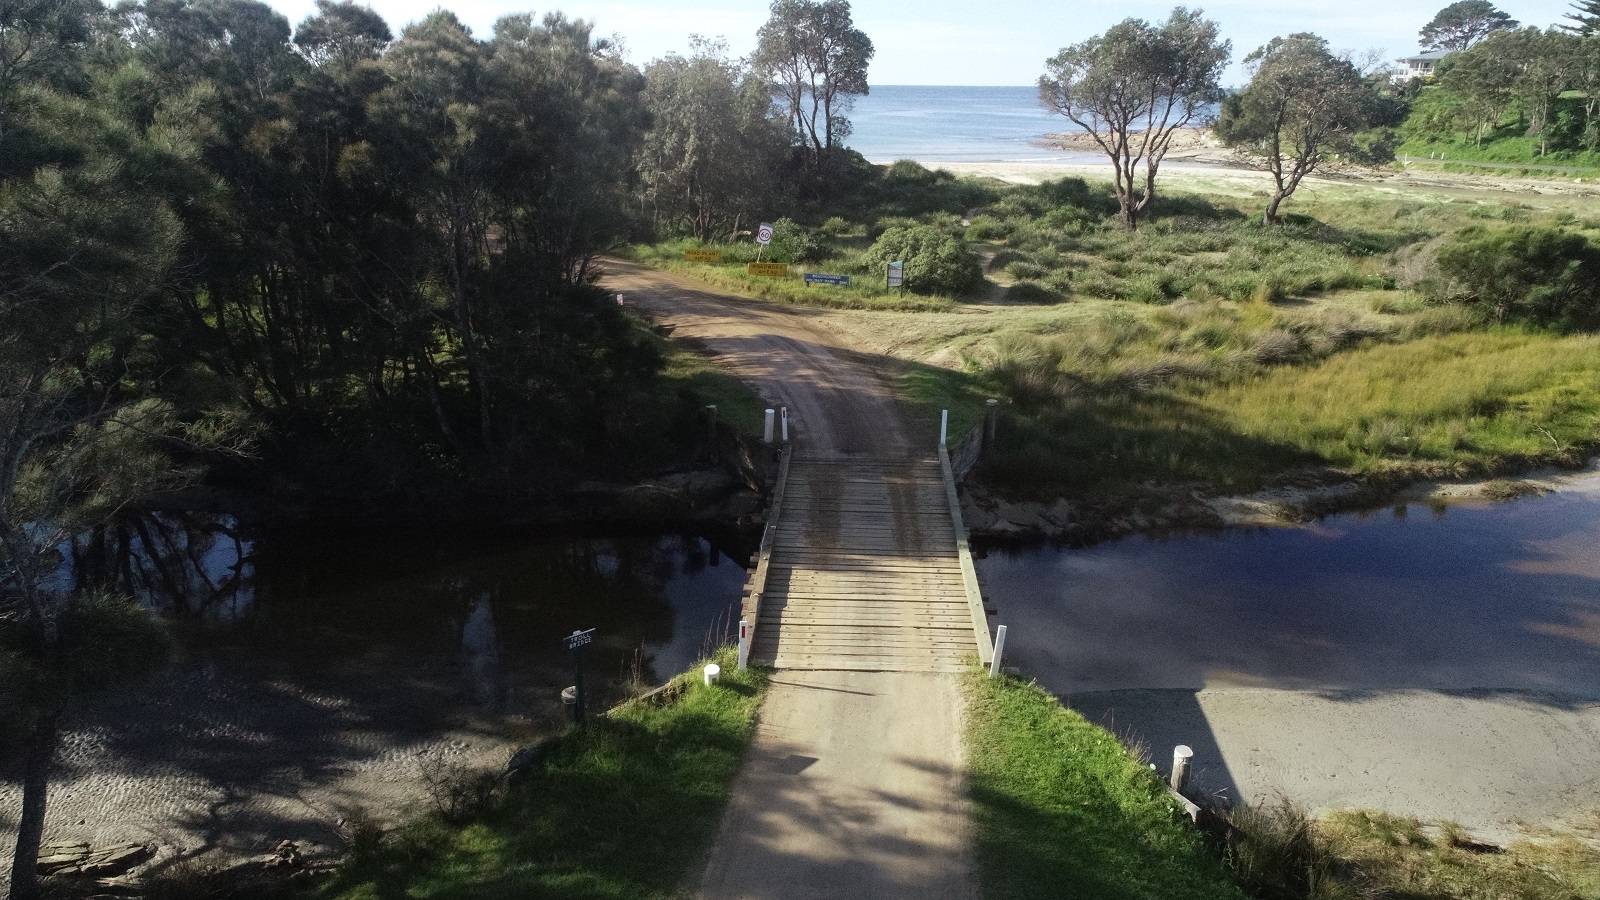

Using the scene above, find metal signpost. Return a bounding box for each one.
[803,273,851,287]
[887,260,905,289]
[755,221,774,262]
[563,627,596,724]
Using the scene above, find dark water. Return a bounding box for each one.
[68,517,751,713]
[976,473,1600,696]
[847,84,1099,164]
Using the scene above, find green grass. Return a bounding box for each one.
[628,241,959,311]
[964,671,1244,900]
[984,327,1600,497]
[1200,329,1600,474]
[322,648,768,900]
[656,332,768,435]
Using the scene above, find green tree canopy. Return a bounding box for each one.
[753,0,873,170]
[1217,33,1390,224]
[639,38,790,241]
[1420,0,1518,51]
[1039,7,1230,230]
[1562,0,1600,35]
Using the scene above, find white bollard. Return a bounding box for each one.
[616,293,625,306]
[736,619,752,670]
[780,407,789,443]
[763,409,776,444]
[939,409,949,449]
[988,624,1008,677]
[1170,745,1194,793]
[703,663,722,687]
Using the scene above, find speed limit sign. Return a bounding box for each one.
[756,222,774,245]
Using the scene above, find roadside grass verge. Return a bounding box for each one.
[1227,801,1600,899]
[964,671,1244,900]
[321,648,767,900]
[654,330,768,435]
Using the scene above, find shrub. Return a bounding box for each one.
[865,224,982,295]
[1004,281,1064,304]
[764,217,828,264]
[966,214,1010,241]
[818,215,853,236]
[1429,226,1600,328]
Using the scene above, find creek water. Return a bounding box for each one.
[974,472,1600,832]
[0,521,752,870]
[975,473,1600,696]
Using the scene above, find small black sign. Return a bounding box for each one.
[563,628,596,652]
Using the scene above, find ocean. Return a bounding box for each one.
[844,84,1098,164]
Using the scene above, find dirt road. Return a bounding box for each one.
[602,261,978,899]
[604,259,916,457]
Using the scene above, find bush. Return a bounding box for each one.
[966,215,1010,241]
[865,224,982,296]
[818,215,853,236]
[764,217,828,264]
[1429,226,1600,328]
[1004,281,1065,304]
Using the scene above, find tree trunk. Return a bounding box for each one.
[8,714,60,900]
[1263,192,1286,226]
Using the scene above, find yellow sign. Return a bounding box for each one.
[747,262,790,277]
[684,249,721,263]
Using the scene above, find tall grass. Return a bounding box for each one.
[982,328,1600,496]
[322,648,767,900]
[1224,801,1600,899]
[964,671,1244,900]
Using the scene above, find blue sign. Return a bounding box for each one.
[804,273,851,287]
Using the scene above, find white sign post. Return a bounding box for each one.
[755,221,774,263]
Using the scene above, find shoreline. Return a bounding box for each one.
[965,455,1600,548]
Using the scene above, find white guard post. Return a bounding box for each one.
[988,624,1008,677]
[763,408,776,444]
[736,619,752,670]
[939,409,949,448]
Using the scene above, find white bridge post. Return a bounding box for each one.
[736,619,752,670]
[763,408,776,444]
[988,624,1007,677]
[1171,745,1194,793]
[939,409,949,448]
[780,406,789,443]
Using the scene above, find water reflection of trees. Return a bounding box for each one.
[71,513,254,619]
[69,514,747,706]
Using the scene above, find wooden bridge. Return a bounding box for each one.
[741,449,994,673]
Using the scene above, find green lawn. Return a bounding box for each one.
[964,671,1243,900]
[322,649,767,900]
[656,332,769,435]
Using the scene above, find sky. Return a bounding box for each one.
[258,0,1584,85]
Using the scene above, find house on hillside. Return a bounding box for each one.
[1395,50,1449,81]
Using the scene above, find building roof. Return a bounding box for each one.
[1398,50,1451,62]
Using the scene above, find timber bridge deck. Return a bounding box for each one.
[741,451,994,673]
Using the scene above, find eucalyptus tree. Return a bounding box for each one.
[1420,0,1518,51]
[0,6,237,895]
[640,39,789,240]
[1217,34,1389,224]
[1039,7,1230,230]
[1437,30,1522,145]
[292,0,391,68]
[1510,29,1582,155]
[753,0,873,168]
